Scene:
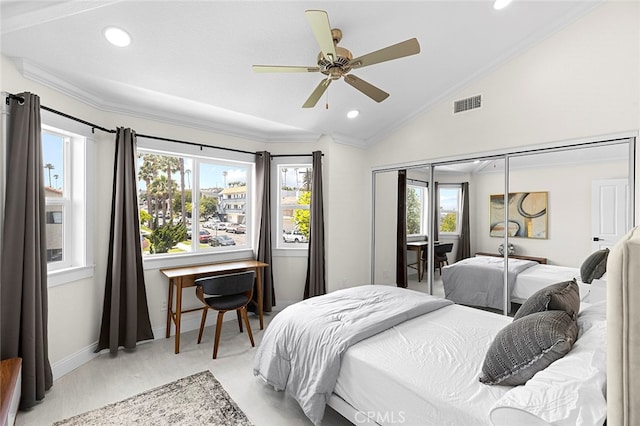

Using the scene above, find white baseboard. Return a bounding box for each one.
[52,301,300,381]
[51,342,100,381]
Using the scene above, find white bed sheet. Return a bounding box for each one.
[333,304,513,426]
[512,264,588,302]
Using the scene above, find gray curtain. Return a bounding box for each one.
[396,170,408,287]
[1,92,53,408]
[456,182,471,261]
[255,151,275,311]
[96,128,154,353]
[304,151,326,299]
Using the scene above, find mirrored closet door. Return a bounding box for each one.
[372,137,635,316]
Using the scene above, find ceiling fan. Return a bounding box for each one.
[252,10,421,108]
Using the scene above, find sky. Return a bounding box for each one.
[136,154,248,191]
[42,131,64,189]
[439,188,459,211]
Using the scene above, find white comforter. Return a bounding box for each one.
[253,285,453,425]
[442,256,537,310]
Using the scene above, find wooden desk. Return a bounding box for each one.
[161,259,269,354]
[407,241,439,281]
[475,252,547,264]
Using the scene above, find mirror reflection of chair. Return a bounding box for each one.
[432,243,454,275]
[195,270,256,359]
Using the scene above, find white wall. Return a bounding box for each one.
[1,0,638,377]
[368,2,639,166]
[0,55,339,373]
[470,158,628,266]
[366,2,639,270]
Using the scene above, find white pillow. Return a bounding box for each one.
[489,313,606,426]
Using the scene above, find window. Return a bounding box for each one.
[137,150,252,257]
[277,164,311,249]
[407,183,426,235]
[405,182,461,236]
[41,121,93,285]
[438,185,462,234]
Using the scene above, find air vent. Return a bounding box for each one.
[454,95,482,114]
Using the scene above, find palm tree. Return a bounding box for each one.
[149,175,169,226]
[282,167,288,189]
[138,154,160,228]
[53,174,59,189]
[301,168,312,191]
[44,163,55,187]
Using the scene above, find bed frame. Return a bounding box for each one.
[607,225,640,425]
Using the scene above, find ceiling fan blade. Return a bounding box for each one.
[349,38,420,69]
[305,10,337,63]
[302,79,332,108]
[252,65,320,73]
[344,74,389,103]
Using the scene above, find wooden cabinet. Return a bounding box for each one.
[1,358,21,426]
[475,252,547,264]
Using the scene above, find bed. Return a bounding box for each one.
[441,255,592,310]
[253,284,607,426]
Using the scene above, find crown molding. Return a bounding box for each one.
[14,58,322,144]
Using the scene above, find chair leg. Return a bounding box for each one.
[213,311,225,359]
[197,307,208,344]
[241,307,254,347]
[237,309,243,333]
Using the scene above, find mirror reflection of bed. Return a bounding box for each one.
[373,139,632,316]
[256,136,636,426]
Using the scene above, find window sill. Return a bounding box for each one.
[142,248,255,270]
[273,247,309,258]
[48,265,95,287]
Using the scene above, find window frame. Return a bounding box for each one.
[41,112,95,287]
[136,139,256,270]
[407,181,427,237]
[273,158,312,255]
[438,184,463,235]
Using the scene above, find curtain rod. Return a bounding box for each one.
[5,93,319,158]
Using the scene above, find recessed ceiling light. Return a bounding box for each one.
[347,110,359,119]
[493,0,513,10]
[104,27,131,47]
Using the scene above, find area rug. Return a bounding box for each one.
[53,370,253,425]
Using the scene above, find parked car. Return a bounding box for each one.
[227,224,246,234]
[283,230,307,243]
[198,229,212,243]
[215,222,228,230]
[209,235,236,247]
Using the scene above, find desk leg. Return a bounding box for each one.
[256,267,264,330]
[174,277,183,354]
[417,247,423,282]
[166,277,174,338]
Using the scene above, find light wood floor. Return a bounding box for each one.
[16,278,446,426]
[16,310,352,426]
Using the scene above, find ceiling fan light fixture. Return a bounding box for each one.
[104,26,131,47]
[493,0,513,10]
[347,110,359,119]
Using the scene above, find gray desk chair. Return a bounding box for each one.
[195,270,255,359]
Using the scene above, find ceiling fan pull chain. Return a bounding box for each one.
[325,88,329,109]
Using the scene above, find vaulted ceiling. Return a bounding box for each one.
[1,1,601,147]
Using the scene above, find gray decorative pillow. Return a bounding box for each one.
[513,279,580,321]
[580,249,609,284]
[479,311,578,386]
